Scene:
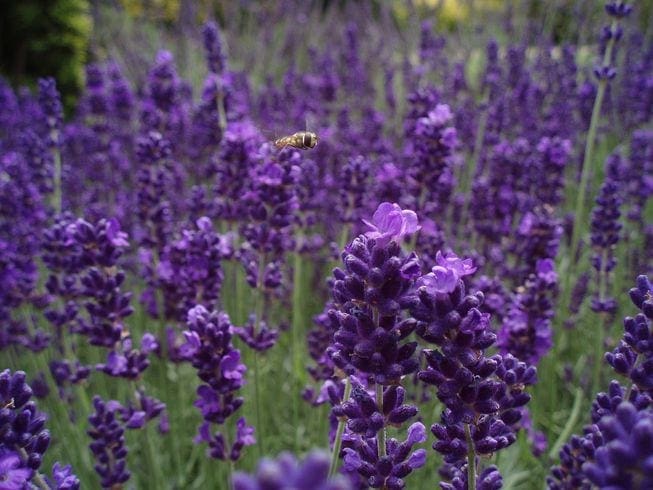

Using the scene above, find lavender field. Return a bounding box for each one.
[1,1,652,488]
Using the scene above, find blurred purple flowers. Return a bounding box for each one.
[234,451,352,490]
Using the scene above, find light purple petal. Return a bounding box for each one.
[407,422,427,445]
[407,449,427,469]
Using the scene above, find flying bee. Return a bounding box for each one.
[274,131,319,150]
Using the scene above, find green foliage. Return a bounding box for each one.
[0,0,91,111]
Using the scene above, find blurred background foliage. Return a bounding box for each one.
[0,0,91,110]
[1,0,652,112]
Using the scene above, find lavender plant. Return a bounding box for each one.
[0,2,650,487]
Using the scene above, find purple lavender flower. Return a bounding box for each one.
[141,50,188,141]
[408,253,536,485]
[306,304,339,386]
[0,452,31,489]
[548,425,602,489]
[498,259,558,365]
[87,397,130,488]
[157,216,226,323]
[333,384,418,439]
[0,370,50,472]
[512,206,563,281]
[439,463,503,490]
[234,451,352,490]
[328,233,421,384]
[417,251,476,295]
[327,204,425,486]
[605,1,633,18]
[534,137,572,207]
[624,130,653,226]
[362,202,420,248]
[50,462,80,489]
[203,21,227,75]
[549,275,653,488]
[584,402,653,488]
[107,61,133,125]
[211,120,264,220]
[38,78,63,138]
[589,153,623,315]
[341,420,427,489]
[403,98,458,217]
[135,131,175,253]
[0,151,48,352]
[0,370,79,487]
[182,305,255,461]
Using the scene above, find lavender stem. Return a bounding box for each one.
[328,377,352,478]
[376,383,386,458]
[566,19,619,296]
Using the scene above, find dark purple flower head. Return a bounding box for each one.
[333,383,418,438]
[234,315,279,352]
[0,370,51,471]
[234,451,352,490]
[203,21,227,74]
[605,1,633,18]
[409,265,536,471]
[38,77,63,135]
[107,61,133,122]
[183,306,253,461]
[342,421,427,489]
[497,259,558,365]
[584,402,653,488]
[362,202,420,247]
[591,381,651,424]
[328,234,421,384]
[629,275,653,320]
[87,396,130,488]
[550,276,653,488]
[157,216,226,322]
[547,425,603,489]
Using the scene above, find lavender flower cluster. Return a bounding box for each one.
[548,275,653,488]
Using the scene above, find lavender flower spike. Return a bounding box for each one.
[363,202,420,247]
[234,451,353,490]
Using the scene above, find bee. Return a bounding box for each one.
[274,131,319,150]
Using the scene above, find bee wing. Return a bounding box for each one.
[305,113,317,132]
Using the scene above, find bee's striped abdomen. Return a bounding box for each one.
[274,131,318,150]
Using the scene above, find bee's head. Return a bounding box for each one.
[307,131,318,148]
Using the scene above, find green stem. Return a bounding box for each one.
[328,378,352,478]
[376,383,386,458]
[565,19,618,298]
[229,460,236,490]
[291,250,306,452]
[338,223,351,251]
[52,132,62,214]
[591,248,610,394]
[459,90,489,229]
[131,383,165,489]
[252,252,267,457]
[548,387,583,459]
[464,423,476,490]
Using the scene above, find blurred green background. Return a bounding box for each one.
[2,0,652,112]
